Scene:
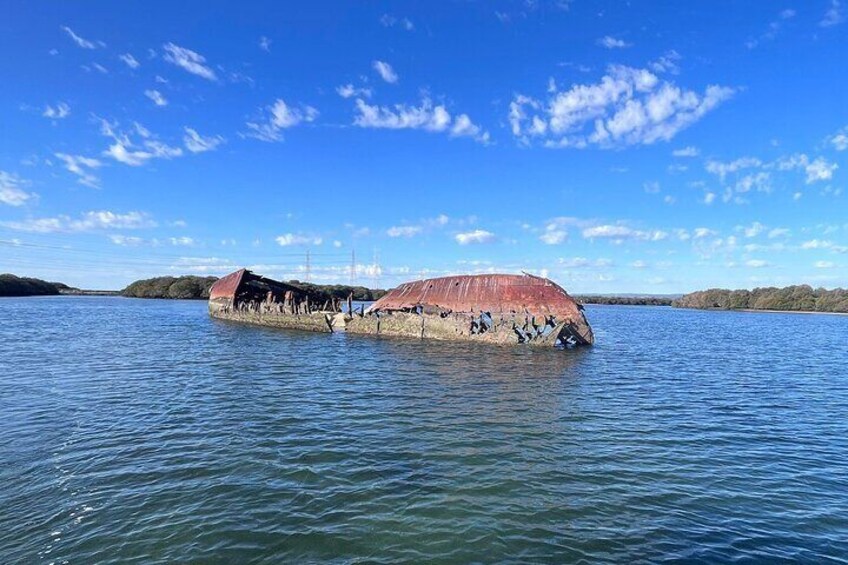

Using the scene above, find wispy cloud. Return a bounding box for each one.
[99,119,183,166]
[372,60,398,83]
[259,36,271,52]
[380,14,414,31]
[455,229,495,244]
[672,146,699,157]
[337,84,372,99]
[43,102,70,120]
[386,225,422,238]
[183,128,224,153]
[596,35,631,49]
[276,233,323,246]
[582,224,668,241]
[245,99,319,142]
[119,53,140,69]
[829,127,848,151]
[55,153,102,187]
[144,89,168,107]
[0,171,36,207]
[510,64,734,148]
[2,211,155,233]
[61,26,101,49]
[821,0,845,27]
[746,8,796,49]
[353,97,490,143]
[162,42,217,81]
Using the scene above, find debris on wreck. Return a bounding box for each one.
[209,269,594,347]
[208,269,344,333]
[346,273,594,347]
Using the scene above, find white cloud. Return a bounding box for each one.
[693,227,716,239]
[259,36,271,52]
[372,60,398,83]
[596,36,631,49]
[768,228,790,238]
[162,42,217,81]
[43,102,70,119]
[672,146,699,157]
[558,257,613,268]
[337,84,372,99]
[740,221,766,238]
[582,224,668,241]
[455,229,495,244]
[109,234,144,246]
[104,139,182,166]
[169,236,195,246]
[2,210,155,233]
[703,192,717,205]
[805,157,838,183]
[119,53,140,69]
[144,89,168,107]
[745,259,769,268]
[831,130,848,151]
[276,233,323,246]
[61,26,99,49]
[0,171,36,206]
[821,0,845,27]
[801,239,835,250]
[353,98,489,143]
[746,8,797,49]
[380,14,414,30]
[705,157,762,180]
[98,119,182,166]
[510,64,734,148]
[644,181,660,194]
[55,153,102,187]
[183,128,224,153]
[815,260,835,269]
[540,228,568,244]
[386,225,422,237]
[245,99,319,142]
[777,154,838,183]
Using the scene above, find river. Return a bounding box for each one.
[1,297,846,563]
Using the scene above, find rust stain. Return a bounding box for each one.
[368,273,583,319]
[209,268,247,301]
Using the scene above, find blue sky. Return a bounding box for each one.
[1,1,847,292]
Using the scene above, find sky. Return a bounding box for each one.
[1,0,847,293]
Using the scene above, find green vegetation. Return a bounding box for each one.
[121,275,387,301]
[122,276,219,299]
[0,274,61,296]
[673,285,848,313]
[288,281,387,302]
[575,295,673,306]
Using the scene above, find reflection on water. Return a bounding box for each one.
[1,297,847,563]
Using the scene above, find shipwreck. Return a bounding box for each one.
[208,269,594,347]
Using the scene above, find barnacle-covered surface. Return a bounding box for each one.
[209,269,341,333]
[353,274,594,347]
[209,270,594,347]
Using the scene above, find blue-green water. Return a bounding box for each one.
[1,297,847,563]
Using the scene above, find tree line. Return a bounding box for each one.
[673,285,848,313]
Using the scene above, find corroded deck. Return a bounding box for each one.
[208,270,594,347]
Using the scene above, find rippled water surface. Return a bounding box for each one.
[1,297,847,564]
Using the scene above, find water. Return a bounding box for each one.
[1,297,847,564]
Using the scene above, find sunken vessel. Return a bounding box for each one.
[208,269,594,347]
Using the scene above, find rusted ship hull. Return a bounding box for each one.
[208,269,340,333]
[208,270,594,347]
